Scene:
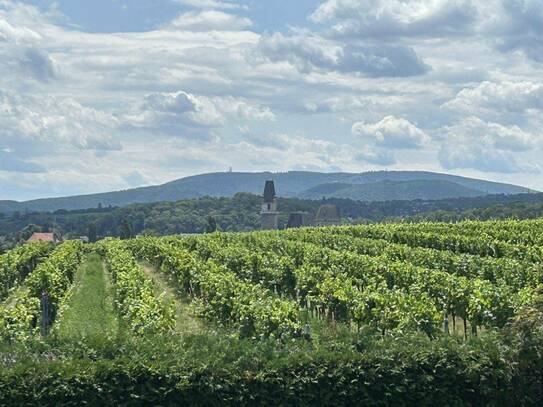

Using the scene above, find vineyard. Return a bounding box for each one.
[1,219,543,405]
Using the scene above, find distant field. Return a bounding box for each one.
[1,220,543,405]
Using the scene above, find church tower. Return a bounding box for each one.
[261,180,279,230]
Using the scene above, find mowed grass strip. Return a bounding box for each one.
[56,253,118,339]
[140,263,205,334]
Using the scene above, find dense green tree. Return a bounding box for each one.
[118,219,133,240]
[205,215,218,233]
[17,224,41,241]
[88,223,98,243]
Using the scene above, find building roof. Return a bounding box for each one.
[315,205,341,222]
[263,180,276,202]
[27,232,55,243]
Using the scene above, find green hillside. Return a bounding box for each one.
[0,170,534,214]
[298,180,485,201]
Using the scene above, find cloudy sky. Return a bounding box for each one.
[1,0,542,200]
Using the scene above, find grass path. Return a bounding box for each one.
[140,263,204,334]
[55,254,118,339]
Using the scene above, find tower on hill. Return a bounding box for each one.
[261,180,279,230]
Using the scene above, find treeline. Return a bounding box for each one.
[2,192,543,253]
[412,201,543,222]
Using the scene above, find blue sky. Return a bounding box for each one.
[1,0,543,200]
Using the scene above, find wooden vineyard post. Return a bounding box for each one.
[40,291,50,337]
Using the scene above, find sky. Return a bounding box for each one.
[1,0,542,201]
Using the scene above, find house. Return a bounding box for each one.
[26,232,58,244]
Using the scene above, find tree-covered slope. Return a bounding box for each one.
[298,180,486,201]
[0,171,534,213]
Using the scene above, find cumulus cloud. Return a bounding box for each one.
[310,0,478,38]
[352,116,429,149]
[438,116,541,173]
[167,10,252,31]
[123,91,222,140]
[1,0,543,197]
[0,90,121,155]
[212,97,276,121]
[490,0,543,62]
[443,81,543,115]
[439,145,526,173]
[444,116,537,152]
[258,31,429,77]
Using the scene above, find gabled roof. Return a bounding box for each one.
[263,180,276,202]
[27,232,55,243]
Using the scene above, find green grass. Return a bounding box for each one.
[140,263,206,334]
[55,254,118,339]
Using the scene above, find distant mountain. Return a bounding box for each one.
[0,170,535,213]
[298,180,487,201]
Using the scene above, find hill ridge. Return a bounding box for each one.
[0,170,535,213]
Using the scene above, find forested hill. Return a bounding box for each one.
[0,170,534,213]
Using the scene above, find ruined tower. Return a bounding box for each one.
[261,180,279,230]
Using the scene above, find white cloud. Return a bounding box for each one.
[167,10,252,32]
[442,80,543,115]
[258,30,429,77]
[1,0,543,197]
[352,116,429,149]
[310,0,478,37]
[438,116,541,173]
[439,145,526,173]
[18,48,58,82]
[122,91,223,140]
[444,116,538,152]
[0,90,121,154]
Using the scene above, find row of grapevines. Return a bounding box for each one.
[211,232,521,333]
[97,239,175,335]
[0,241,83,343]
[185,234,446,335]
[127,237,302,339]
[279,228,542,291]
[337,224,543,262]
[0,242,52,301]
[386,220,543,246]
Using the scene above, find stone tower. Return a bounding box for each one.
[261,180,279,230]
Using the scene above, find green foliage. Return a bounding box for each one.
[3,219,543,404]
[0,241,52,301]
[98,239,175,334]
[0,241,83,343]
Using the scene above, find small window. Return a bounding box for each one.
[267,204,270,210]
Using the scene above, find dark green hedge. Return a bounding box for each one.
[3,298,543,407]
[0,332,541,407]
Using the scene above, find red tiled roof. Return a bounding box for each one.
[27,233,55,242]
